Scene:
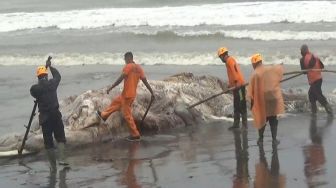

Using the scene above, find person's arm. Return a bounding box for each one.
[300,58,307,74]
[139,67,154,100]
[45,57,61,89]
[318,57,325,69]
[228,60,239,87]
[246,74,255,110]
[30,85,39,99]
[49,66,61,88]
[141,78,155,100]
[300,58,305,70]
[107,74,125,94]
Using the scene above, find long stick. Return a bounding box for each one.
[18,101,38,156]
[187,85,246,109]
[284,69,336,76]
[140,97,154,127]
[188,73,303,109]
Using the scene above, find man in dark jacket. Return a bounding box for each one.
[300,44,333,116]
[30,57,68,172]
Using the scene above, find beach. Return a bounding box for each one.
[1,114,336,187]
[0,0,336,187]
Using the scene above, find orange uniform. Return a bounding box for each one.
[225,56,245,87]
[246,65,285,129]
[302,53,323,85]
[101,63,145,137]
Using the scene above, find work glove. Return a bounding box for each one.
[46,56,52,68]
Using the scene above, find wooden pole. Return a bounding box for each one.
[140,97,154,127]
[283,69,336,76]
[188,72,303,109]
[18,101,37,156]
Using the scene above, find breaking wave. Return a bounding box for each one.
[0,1,336,32]
[1,53,336,66]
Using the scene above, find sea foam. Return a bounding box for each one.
[0,1,335,32]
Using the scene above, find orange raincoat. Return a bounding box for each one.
[246,65,285,129]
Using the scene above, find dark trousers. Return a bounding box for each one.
[233,86,247,126]
[309,79,328,112]
[40,109,66,149]
[258,116,278,140]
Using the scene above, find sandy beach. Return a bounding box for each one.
[0,113,335,188]
[1,0,336,187]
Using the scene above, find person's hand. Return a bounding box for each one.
[107,88,112,94]
[46,56,52,68]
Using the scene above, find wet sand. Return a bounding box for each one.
[0,113,335,188]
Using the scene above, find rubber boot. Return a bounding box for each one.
[323,103,333,116]
[270,118,280,146]
[228,113,240,130]
[241,113,248,130]
[257,126,265,146]
[46,149,57,173]
[311,103,317,116]
[58,143,69,166]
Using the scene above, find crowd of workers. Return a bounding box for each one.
[30,45,333,172]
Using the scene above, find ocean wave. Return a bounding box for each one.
[176,30,336,41]
[110,29,336,41]
[0,1,336,32]
[1,53,336,66]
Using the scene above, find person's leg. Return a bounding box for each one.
[41,116,57,172]
[240,86,248,128]
[121,97,140,140]
[314,79,333,115]
[257,125,266,145]
[308,84,318,115]
[100,95,122,120]
[269,116,280,145]
[52,110,69,166]
[229,89,241,130]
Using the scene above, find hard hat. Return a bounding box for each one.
[217,47,228,57]
[251,53,263,64]
[36,66,48,77]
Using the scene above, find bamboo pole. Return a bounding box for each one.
[283,69,336,76]
[187,72,303,109]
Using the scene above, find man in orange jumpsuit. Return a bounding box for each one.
[218,47,247,130]
[96,52,155,141]
[300,44,333,116]
[247,54,284,146]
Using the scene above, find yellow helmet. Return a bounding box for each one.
[217,47,228,57]
[251,53,263,64]
[36,66,48,77]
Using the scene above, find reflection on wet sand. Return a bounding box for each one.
[303,116,333,187]
[48,168,69,188]
[232,129,250,188]
[120,142,142,188]
[254,144,285,188]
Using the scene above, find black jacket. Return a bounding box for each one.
[30,66,61,113]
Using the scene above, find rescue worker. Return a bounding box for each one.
[217,47,247,130]
[300,44,333,116]
[247,54,284,146]
[30,57,68,172]
[96,52,155,141]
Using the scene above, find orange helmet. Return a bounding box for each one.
[251,53,263,64]
[217,47,228,57]
[36,66,48,77]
